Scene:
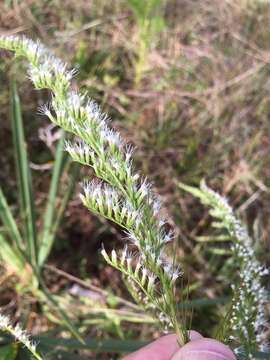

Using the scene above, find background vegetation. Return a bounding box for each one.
[0,0,269,358]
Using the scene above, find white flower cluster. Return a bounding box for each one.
[80,181,141,230]
[0,35,186,343]
[101,248,157,294]
[199,181,269,357]
[0,313,42,360]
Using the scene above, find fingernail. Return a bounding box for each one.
[171,339,237,360]
[189,330,203,341]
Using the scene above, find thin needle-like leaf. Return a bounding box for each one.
[36,336,147,353]
[51,162,79,232]
[32,267,84,343]
[38,130,67,267]
[0,187,24,249]
[10,79,38,267]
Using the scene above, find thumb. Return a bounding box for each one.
[171,338,237,360]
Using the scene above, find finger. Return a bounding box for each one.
[170,338,237,360]
[122,334,179,360]
[188,331,203,341]
[122,331,203,360]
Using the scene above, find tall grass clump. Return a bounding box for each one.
[0,35,268,359]
[0,79,80,340]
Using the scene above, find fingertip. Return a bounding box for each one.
[171,338,237,360]
[122,334,179,360]
[189,330,203,341]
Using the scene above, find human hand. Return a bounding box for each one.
[122,331,237,360]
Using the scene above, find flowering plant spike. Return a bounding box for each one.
[0,312,43,360]
[179,180,269,359]
[0,35,187,345]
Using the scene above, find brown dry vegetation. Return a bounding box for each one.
[0,0,269,358]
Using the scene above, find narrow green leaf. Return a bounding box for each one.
[38,130,67,266]
[208,247,231,255]
[0,187,23,249]
[178,182,204,199]
[195,235,231,242]
[33,271,84,344]
[10,79,37,266]
[180,296,229,310]
[36,336,147,353]
[50,162,79,237]
[42,350,85,360]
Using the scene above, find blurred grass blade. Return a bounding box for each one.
[251,352,270,359]
[33,270,84,343]
[10,79,37,267]
[38,161,79,267]
[50,162,79,236]
[0,343,18,360]
[0,187,23,249]
[180,296,229,310]
[41,350,85,360]
[36,336,147,353]
[0,233,25,275]
[195,235,231,242]
[178,182,204,199]
[38,130,67,266]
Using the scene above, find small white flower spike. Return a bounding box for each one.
[182,180,269,357]
[0,312,43,360]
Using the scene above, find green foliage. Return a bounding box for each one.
[0,342,18,360]
[10,79,38,267]
[37,335,147,357]
[127,0,165,86]
[0,79,81,340]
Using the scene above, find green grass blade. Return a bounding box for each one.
[0,187,23,249]
[178,182,204,199]
[33,269,84,343]
[251,352,270,359]
[36,336,147,353]
[10,79,37,266]
[38,130,66,267]
[0,233,25,274]
[42,350,85,360]
[180,296,229,310]
[50,162,79,232]
[38,161,79,267]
